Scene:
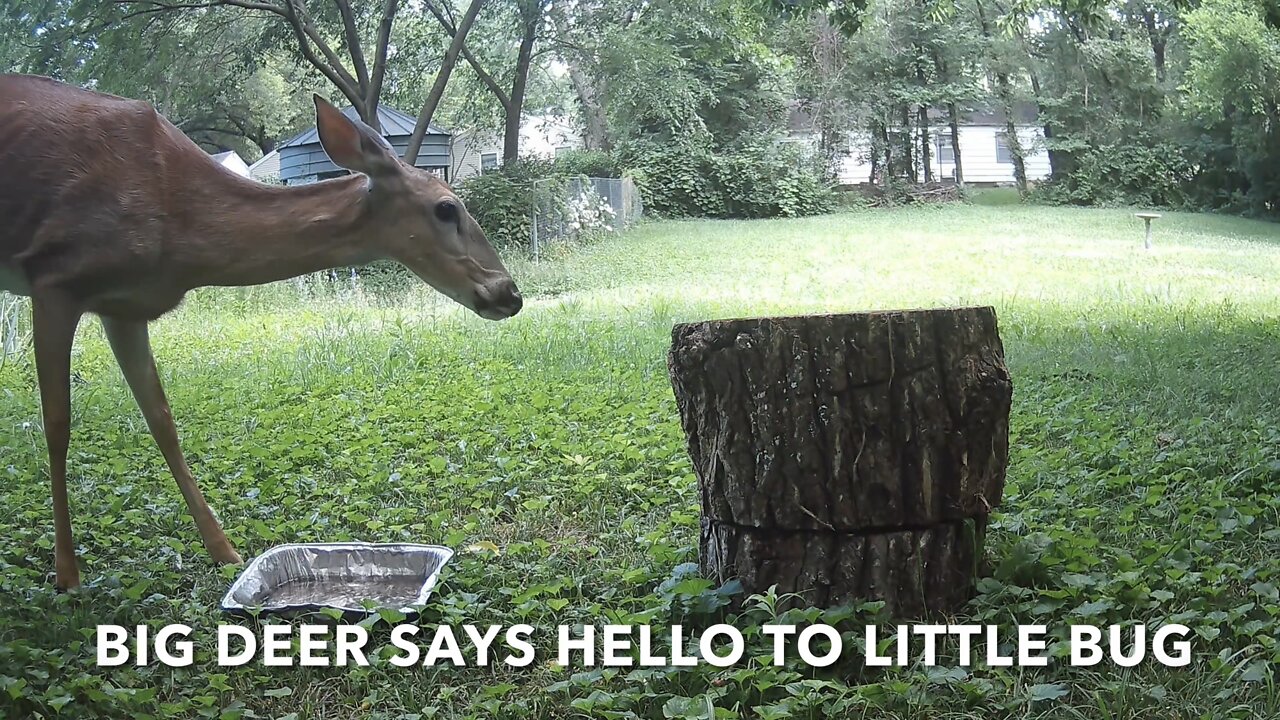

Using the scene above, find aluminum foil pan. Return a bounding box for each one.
[220,543,454,616]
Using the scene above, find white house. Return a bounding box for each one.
[248,149,281,183]
[450,114,585,181]
[211,150,251,178]
[789,104,1051,186]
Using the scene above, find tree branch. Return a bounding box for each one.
[288,2,361,93]
[405,0,486,160]
[333,0,370,92]
[367,0,401,115]
[279,0,364,109]
[422,0,509,108]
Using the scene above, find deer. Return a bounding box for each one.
[0,74,523,591]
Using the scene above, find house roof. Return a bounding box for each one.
[787,101,1041,133]
[210,151,238,162]
[279,104,449,149]
[248,149,278,171]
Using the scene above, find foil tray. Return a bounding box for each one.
[220,543,454,616]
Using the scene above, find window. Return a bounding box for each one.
[995,133,1013,164]
[936,135,955,164]
[480,152,499,173]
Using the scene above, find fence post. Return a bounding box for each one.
[532,207,540,262]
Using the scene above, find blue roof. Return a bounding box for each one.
[279,104,449,149]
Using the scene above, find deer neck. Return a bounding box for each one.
[178,172,382,288]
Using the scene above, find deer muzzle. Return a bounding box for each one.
[472,277,523,320]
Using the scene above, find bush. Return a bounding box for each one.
[618,139,834,219]
[1033,138,1192,209]
[553,149,622,178]
[458,159,560,248]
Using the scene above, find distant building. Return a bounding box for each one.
[248,150,280,183]
[787,103,1051,186]
[277,104,452,185]
[450,115,585,182]
[210,150,251,178]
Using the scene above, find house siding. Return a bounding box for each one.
[249,150,281,182]
[450,131,487,182]
[450,116,584,182]
[795,125,1050,185]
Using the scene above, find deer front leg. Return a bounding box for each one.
[101,317,242,566]
[32,293,83,590]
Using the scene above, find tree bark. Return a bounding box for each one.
[668,307,1012,616]
[975,0,1027,192]
[565,57,610,151]
[899,104,914,181]
[918,104,932,183]
[915,53,932,183]
[947,102,964,186]
[1142,9,1168,83]
[504,10,540,165]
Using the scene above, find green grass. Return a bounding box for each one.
[1,203,1279,719]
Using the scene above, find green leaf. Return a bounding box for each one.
[1027,683,1070,702]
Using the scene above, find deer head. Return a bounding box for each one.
[312,95,522,320]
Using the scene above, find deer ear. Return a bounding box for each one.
[312,95,400,179]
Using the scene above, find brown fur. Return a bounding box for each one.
[1,75,520,590]
[0,74,519,320]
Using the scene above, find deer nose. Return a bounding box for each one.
[474,278,523,319]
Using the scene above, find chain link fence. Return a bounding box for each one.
[1,293,27,357]
[530,176,642,260]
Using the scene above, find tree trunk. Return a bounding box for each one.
[566,59,610,151]
[899,104,914,181]
[947,102,964,186]
[915,53,932,183]
[1142,9,1167,83]
[504,12,540,165]
[868,122,883,186]
[668,307,1012,616]
[918,104,932,183]
[1027,69,1061,182]
[975,0,1027,192]
[1002,108,1028,194]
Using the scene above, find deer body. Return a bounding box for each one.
[1,74,521,589]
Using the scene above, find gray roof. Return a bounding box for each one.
[279,104,449,149]
[210,151,237,162]
[787,101,1041,133]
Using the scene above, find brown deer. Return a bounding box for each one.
[0,75,523,590]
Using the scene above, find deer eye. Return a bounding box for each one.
[434,199,459,225]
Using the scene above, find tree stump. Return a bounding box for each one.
[667,307,1012,617]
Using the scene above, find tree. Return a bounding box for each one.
[97,0,485,156]
[404,0,487,160]
[1181,0,1280,214]
[4,1,313,158]
[427,0,554,164]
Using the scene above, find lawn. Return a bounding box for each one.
[1,203,1278,719]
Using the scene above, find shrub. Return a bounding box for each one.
[618,139,834,219]
[1033,137,1192,209]
[553,149,622,178]
[459,158,624,249]
[458,159,560,248]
